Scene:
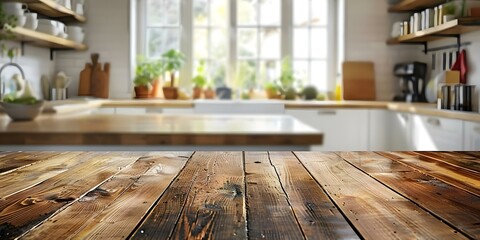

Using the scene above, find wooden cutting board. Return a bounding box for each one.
[342,61,376,101]
[77,53,110,98]
[78,63,92,96]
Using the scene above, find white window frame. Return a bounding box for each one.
[135,0,338,91]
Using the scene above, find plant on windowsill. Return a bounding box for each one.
[204,80,215,99]
[133,57,164,99]
[162,49,185,100]
[192,60,207,99]
[278,56,298,100]
[264,82,282,99]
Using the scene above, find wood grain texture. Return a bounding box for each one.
[244,152,305,239]
[0,152,143,239]
[0,152,84,199]
[268,152,359,239]
[295,152,468,240]
[20,152,190,240]
[340,152,480,239]
[70,152,192,240]
[379,152,480,197]
[0,114,321,146]
[131,152,215,239]
[416,152,480,173]
[170,152,246,239]
[0,151,60,175]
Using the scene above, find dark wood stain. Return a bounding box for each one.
[0,151,476,240]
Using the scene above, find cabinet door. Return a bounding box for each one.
[464,121,480,151]
[286,109,368,151]
[411,115,463,151]
[368,110,412,151]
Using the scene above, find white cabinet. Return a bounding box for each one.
[368,110,412,151]
[411,115,464,151]
[464,121,480,150]
[388,112,412,150]
[286,109,368,151]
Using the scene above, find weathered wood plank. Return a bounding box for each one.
[0,152,84,199]
[244,152,305,239]
[0,152,143,239]
[295,152,468,240]
[0,152,61,175]
[269,152,359,239]
[21,152,192,240]
[378,152,480,197]
[340,152,480,239]
[169,152,246,239]
[417,152,480,173]
[131,152,218,239]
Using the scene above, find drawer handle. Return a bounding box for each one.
[317,110,337,115]
[427,118,441,126]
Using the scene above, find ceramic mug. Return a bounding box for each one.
[24,12,38,30]
[3,2,27,12]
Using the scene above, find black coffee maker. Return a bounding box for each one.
[393,62,428,102]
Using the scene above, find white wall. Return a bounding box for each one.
[344,0,418,101]
[55,0,131,99]
[0,44,54,99]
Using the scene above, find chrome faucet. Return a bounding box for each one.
[0,62,26,99]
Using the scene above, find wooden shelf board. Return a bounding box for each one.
[11,27,87,50]
[389,0,446,12]
[5,0,85,22]
[387,18,480,44]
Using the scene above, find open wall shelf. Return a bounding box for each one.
[387,18,480,44]
[4,0,85,22]
[389,0,447,12]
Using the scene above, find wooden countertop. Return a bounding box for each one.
[0,114,322,146]
[0,151,478,239]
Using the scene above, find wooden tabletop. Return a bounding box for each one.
[0,151,478,239]
[0,114,322,146]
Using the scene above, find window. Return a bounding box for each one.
[137,0,336,91]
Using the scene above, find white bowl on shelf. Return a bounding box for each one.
[68,32,84,43]
[37,19,59,35]
[12,14,26,27]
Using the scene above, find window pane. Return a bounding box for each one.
[237,60,257,89]
[311,28,327,59]
[147,28,180,58]
[194,0,208,26]
[147,0,165,26]
[311,0,328,26]
[194,29,208,59]
[294,0,309,26]
[211,0,228,27]
[238,0,257,25]
[165,0,180,25]
[211,29,228,59]
[238,28,258,58]
[294,28,309,59]
[260,28,280,59]
[260,0,280,26]
[311,60,327,90]
[210,61,227,86]
[259,60,280,85]
[294,60,309,86]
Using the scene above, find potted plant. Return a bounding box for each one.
[443,1,458,22]
[264,82,282,99]
[162,49,185,100]
[133,57,163,98]
[278,57,297,100]
[192,60,208,99]
[204,80,216,99]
